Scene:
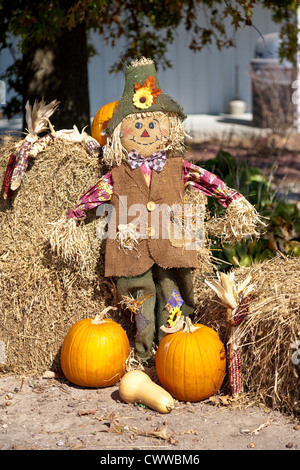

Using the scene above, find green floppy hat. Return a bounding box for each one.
[105,58,186,136]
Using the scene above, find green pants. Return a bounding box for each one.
[116,265,195,360]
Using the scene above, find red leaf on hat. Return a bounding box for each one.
[144,75,156,89]
[134,81,142,92]
[151,88,162,100]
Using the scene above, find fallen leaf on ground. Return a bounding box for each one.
[77,409,97,416]
[100,413,176,443]
[132,424,171,440]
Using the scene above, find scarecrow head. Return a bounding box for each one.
[103,58,188,167]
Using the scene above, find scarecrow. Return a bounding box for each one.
[51,57,261,360]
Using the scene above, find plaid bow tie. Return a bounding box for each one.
[128,150,166,172]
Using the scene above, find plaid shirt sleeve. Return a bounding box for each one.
[66,172,113,219]
[183,160,242,208]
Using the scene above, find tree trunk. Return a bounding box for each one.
[22,21,90,132]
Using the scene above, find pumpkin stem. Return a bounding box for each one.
[91,306,117,324]
[182,317,198,333]
[160,315,185,334]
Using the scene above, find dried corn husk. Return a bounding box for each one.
[25,98,59,135]
[54,125,101,155]
[4,99,59,194]
[205,271,256,397]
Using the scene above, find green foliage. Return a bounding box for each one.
[202,151,300,270]
[203,150,270,211]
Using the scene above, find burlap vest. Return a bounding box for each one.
[104,157,199,277]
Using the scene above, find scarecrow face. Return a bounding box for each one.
[120,113,170,158]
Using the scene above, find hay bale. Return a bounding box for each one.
[195,256,300,415]
[0,135,132,374]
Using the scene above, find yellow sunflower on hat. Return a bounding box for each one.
[133,75,162,109]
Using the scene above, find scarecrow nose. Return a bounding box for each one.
[141,129,150,137]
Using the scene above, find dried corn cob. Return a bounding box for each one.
[83,135,101,156]
[227,347,242,397]
[29,133,55,157]
[205,272,255,397]
[2,153,17,199]
[10,139,33,191]
[10,133,56,191]
[231,294,254,327]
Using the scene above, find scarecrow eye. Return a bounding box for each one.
[149,122,156,129]
[135,122,143,129]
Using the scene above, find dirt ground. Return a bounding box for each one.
[0,369,299,453]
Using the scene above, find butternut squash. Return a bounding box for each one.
[119,370,175,414]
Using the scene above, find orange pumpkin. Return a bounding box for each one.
[155,318,226,402]
[61,310,130,388]
[91,101,119,146]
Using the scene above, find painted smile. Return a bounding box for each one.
[130,136,159,146]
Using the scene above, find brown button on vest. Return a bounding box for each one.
[104,157,199,277]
